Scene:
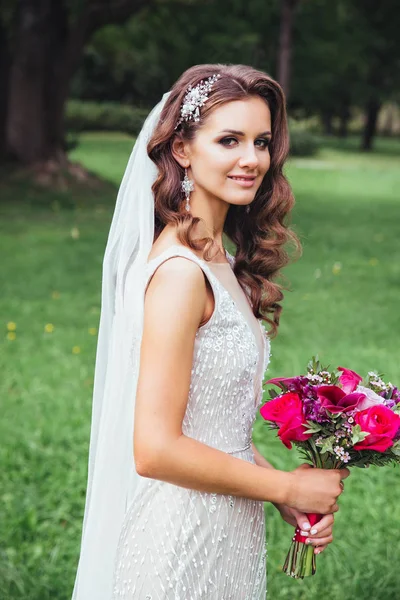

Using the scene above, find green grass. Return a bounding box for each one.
[1,133,399,599]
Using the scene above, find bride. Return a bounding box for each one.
[71,63,348,599]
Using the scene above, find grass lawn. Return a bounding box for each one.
[1,133,399,599]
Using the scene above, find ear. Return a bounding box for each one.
[171,135,191,169]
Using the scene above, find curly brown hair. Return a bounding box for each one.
[147,63,301,338]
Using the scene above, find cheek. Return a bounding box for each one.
[193,141,238,174]
[261,151,271,174]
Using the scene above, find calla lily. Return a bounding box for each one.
[337,367,363,394]
[317,385,366,413]
[355,385,385,411]
[264,376,299,389]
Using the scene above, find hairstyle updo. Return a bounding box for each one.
[147,63,301,338]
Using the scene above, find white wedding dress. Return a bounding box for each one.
[112,244,271,599]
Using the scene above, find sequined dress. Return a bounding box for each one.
[112,244,271,599]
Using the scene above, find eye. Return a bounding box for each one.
[219,137,238,147]
[218,136,271,149]
[255,138,271,149]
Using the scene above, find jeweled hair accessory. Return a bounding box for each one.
[175,73,221,129]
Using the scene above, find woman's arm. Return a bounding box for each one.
[251,441,280,508]
[134,256,348,514]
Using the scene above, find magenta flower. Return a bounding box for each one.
[316,385,366,414]
[337,366,363,394]
[264,376,300,390]
[354,406,400,452]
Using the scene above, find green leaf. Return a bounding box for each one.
[390,441,400,456]
[316,435,335,454]
[351,424,370,445]
[268,389,279,399]
[303,420,322,435]
[326,410,343,420]
[393,403,400,415]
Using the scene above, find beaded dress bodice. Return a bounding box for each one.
[112,244,271,600]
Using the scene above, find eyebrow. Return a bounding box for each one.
[218,129,272,136]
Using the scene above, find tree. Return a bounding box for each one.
[351,0,400,151]
[2,0,148,169]
[277,0,301,101]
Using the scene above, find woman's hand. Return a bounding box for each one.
[285,462,349,514]
[274,503,334,555]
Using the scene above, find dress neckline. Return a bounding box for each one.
[146,243,260,341]
[146,244,233,266]
[145,243,268,406]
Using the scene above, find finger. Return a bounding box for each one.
[308,524,333,539]
[296,463,313,471]
[331,503,339,513]
[314,545,327,554]
[294,512,312,533]
[312,513,334,531]
[305,534,333,547]
[299,514,334,537]
[339,467,350,480]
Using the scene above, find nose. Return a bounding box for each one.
[238,142,259,170]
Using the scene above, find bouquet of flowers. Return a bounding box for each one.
[260,357,400,579]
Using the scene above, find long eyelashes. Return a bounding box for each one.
[218,136,270,149]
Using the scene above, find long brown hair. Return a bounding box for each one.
[147,63,301,338]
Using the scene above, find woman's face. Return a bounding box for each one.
[186,96,272,208]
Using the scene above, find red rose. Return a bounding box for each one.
[354,405,400,452]
[277,416,312,450]
[317,385,365,414]
[337,366,363,394]
[260,392,311,449]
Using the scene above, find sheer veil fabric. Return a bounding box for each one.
[71,92,170,600]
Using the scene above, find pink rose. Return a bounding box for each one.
[260,392,311,450]
[354,405,400,452]
[338,366,363,394]
[355,385,385,411]
[317,385,366,414]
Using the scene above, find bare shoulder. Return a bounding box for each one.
[144,256,207,332]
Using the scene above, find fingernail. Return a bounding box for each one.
[305,539,311,545]
[302,523,310,531]
[300,530,309,536]
[310,528,318,535]
[315,548,322,555]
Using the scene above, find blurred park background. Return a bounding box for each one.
[1,1,399,599]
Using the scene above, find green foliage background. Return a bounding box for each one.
[1,133,399,599]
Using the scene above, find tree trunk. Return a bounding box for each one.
[361,98,381,151]
[277,0,300,101]
[6,0,70,165]
[5,0,149,169]
[0,15,10,160]
[338,103,350,138]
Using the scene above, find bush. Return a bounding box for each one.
[288,120,321,157]
[66,101,321,157]
[66,100,150,136]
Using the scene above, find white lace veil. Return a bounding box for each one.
[72,91,171,600]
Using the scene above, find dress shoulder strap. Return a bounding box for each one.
[144,244,222,308]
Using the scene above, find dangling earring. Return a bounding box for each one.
[181,167,194,212]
